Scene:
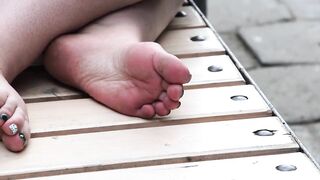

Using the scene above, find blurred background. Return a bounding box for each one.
[196,0,320,164]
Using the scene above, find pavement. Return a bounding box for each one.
[206,0,320,164]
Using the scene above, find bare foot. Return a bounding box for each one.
[0,74,30,152]
[44,35,191,118]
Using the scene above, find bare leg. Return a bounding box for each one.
[0,0,142,152]
[44,0,190,118]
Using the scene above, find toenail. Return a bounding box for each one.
[176,102,181,109]
[0,113,9,121]
[9,124,18,135]
[19,132,27,146]
[180,90,184,98]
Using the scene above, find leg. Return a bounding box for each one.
[44,0,190,118]
[0,0,142,152]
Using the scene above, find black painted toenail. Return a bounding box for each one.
[19,132,27,146]
[0,113,9,121]
[177,102,181,108]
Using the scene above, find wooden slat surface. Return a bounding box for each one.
[0,117,299,179]
[157,28,225,58]
[168,6,206,30]
[25,153,320,180]
[28,85,271,137]
[183,55,245,89]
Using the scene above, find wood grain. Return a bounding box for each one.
[0,117,298,179]
[27,85,271,137]
[157,28,225,58]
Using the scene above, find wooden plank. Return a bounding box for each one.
[24,153,320,180]
[168,6,206,30]
[163,85,271,120]
[182,55,245,89]
[157,28,225,58]
[0,117,299,179]
[28,85,271,137]
[13,67,85,103]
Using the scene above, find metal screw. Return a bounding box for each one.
[208,65,223,72]
[253,129,275,136]
[190,35,206,41]
[276,164,297,172]
[175,11,187,17]
[230,95,248,101]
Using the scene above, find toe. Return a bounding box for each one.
[2,107,26,136]
[152,46,191,84]
[1,121,30,152]
[153,101,170,116]
[158,92,181,110]
[167,85,184,101]
[0,88,9,107]
[136,104,155,119]
[0,93,18,126]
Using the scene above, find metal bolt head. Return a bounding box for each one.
[230,95,248,101]
[208,65,223,72]
[190,35,206,41]
[183,2,189,6]
[175,11,187,17]
[253,129,275,136]
[276,164,297,172]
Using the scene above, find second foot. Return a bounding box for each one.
[44,35,191,118]
[0,74,30,152]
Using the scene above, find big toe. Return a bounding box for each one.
[153,49,191,84]
[1,130,29,152]
[130,42,191,84]
[0,103,30,152]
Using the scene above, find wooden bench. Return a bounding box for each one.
[1,1,320,179]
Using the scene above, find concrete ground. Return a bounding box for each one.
[206,0,320,164]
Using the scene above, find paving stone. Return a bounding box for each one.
[248,65,320,124]
[290,123,320,165]
[239,21,320,65]
[207,0,291,32]
[281,0,320,19]
[220,33,258,69]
